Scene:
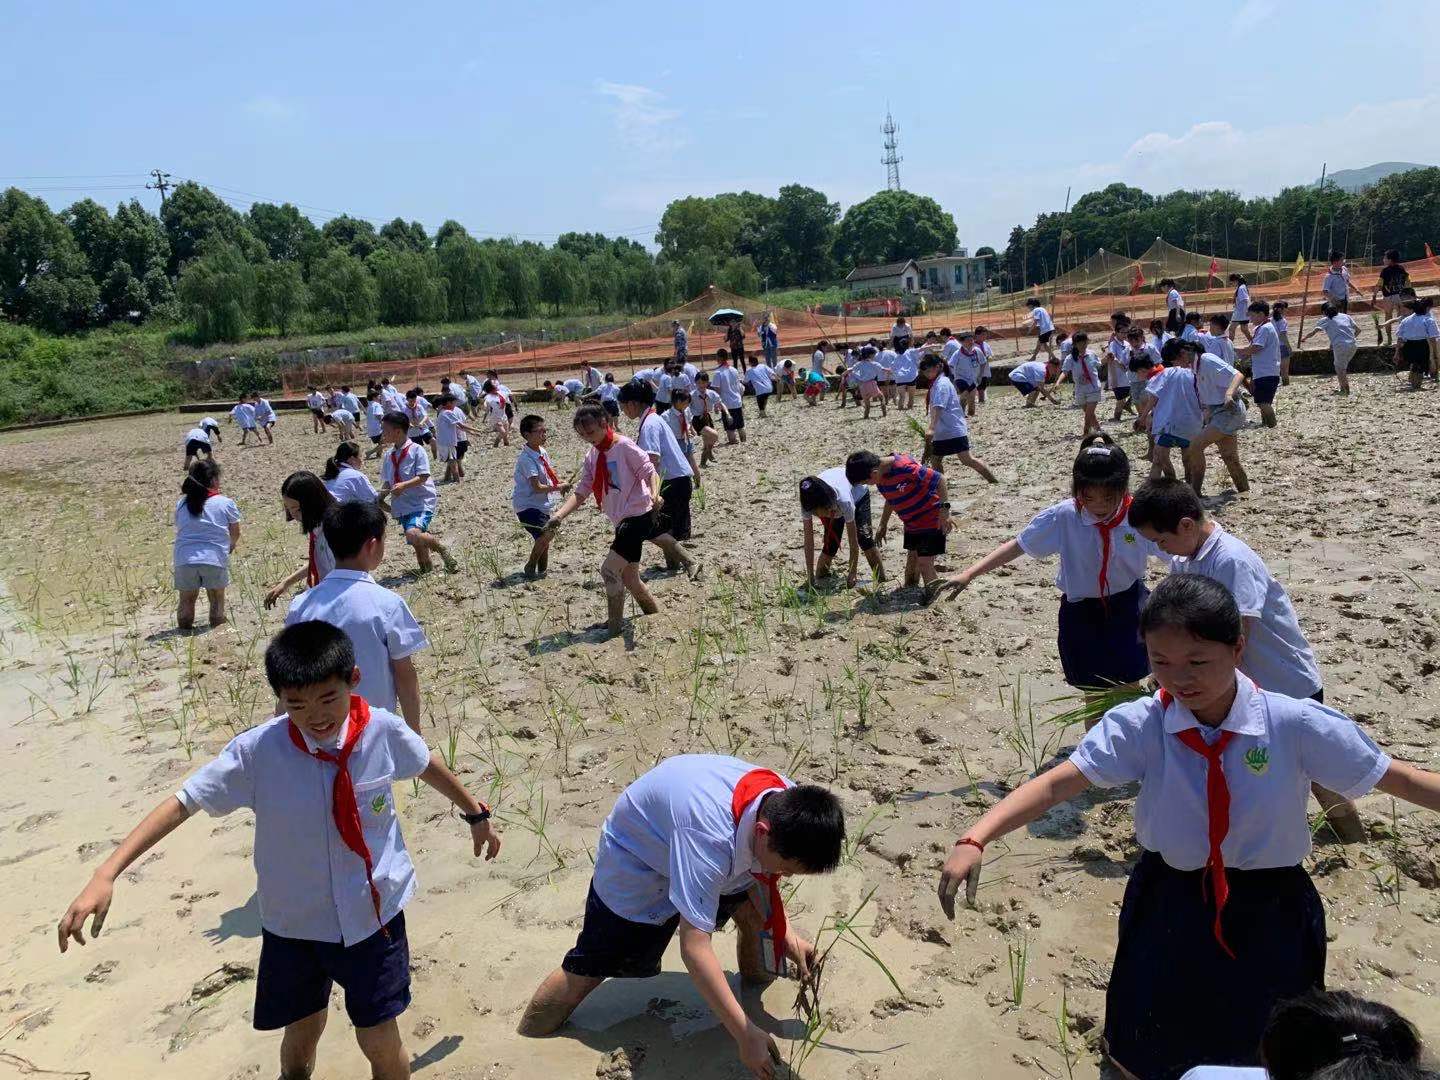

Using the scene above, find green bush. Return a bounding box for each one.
[0,324,181,426]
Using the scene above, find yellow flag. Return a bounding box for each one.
[1291,252,1306,278]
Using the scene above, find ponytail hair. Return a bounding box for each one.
[280,471,336,534]
[181,459,221,516]
[322,441,362,481]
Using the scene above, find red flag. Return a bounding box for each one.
[1207,257,1220,287]
[1427,242,1438,265]
[1129,263,1146,295]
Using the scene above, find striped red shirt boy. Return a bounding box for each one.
[875,454,944,532]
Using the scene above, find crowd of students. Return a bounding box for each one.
[54,281,1440,1080]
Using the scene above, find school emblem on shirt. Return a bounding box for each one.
[370,792,388,815]
[1243,747,1270,776]
[1122,532,1136,544]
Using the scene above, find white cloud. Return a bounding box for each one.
[594,80,686,153]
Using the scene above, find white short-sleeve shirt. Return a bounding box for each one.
[253,398,276,423]
[435,406,466,448]
[1030,307,1055,334]
[950,347,981,385]
[1167,288,1183,311]
[637,410,694,482]
[1193,352,1242,407]
[513,446,561,514]
[405,399,430,437]
[173,495,241,568]
[1397,312,1440,341]
[1313,314,1357,348]
[184,426,212,447]
[1231,284,1250,319]
[926,374,969,440]
[286,571,428,714]
[1009,360,1049,386]
[1017,499,1158,600]
[1062,349,1103,390]
[1199,333,1236,364]
[745,364,775,394]
[379,441,437,518]
[593,755,792,930]
[1167,525,1322,697]
[710,365,743,408]
[325,465,378,505]
[1321,267,1350,300]
[1070,678,1389,871]
[176,706,431,945]
[231,403,256,428]
[803,466,864,523]
[366,401,385,437]
[1248,322,1282,378]
[1148,365,1204,440]
[329,409,355,428]
[810,349,826,373]
[892,348,921,384]
[598,381,620,403]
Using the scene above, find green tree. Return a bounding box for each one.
[309,248,378,330]
[0,188,99,330]
[582,253,621,312]
[833,190,958,268]
[756,184,838,284]
[62,198,115,281]
[676,249,719,299]
[556,231,649,261]
[974,245,996,257]
[111,199,171,308]
[255,261,308,334]
[657,196,747,261]
[176,244,256,343]
[321,214,380,260]
[1356,167,1440,259]
[367,248,447,325]
[538,248,584,314]
[436,233,498,319]
[717,255,761,295]
[434,219,470,248]
[379,217,430,253]
[161,182,263,271]
[493,243,539,316]
[247,202,322,264]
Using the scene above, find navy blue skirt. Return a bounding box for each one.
[1105,851,1325,1080]
[1056,580,1149,690]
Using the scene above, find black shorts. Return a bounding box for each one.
[1252,375,1281,405]
[724,406,744,431]
[411,431,433,445]
[611,512,659,563]
[310,407,325,419]
[930,435,971,458]
[956,379,976,393]
[253,912,410,1031]
[657,475,693,541]
[185,439,211,458]
[1113,386,1131,400]
[903,528,946,557]
[1402,338,1432,373]
[370,434,382,445]
[692,412,714,431]
[455,440,469,460]
[821,494,875,558]
[562,882,751,980]
[603,399,620,417]
[1038,330,1055,344]
[1012,380,1038,396]
[516,507,550,539]
[754,391,771,412]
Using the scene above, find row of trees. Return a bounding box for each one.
[997,168,1440,289]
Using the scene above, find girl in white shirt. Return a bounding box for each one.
[1298,301,1360,395]
[938,574,1440,1079]
[1054,331,1104,437]
[1226,273,1252,343]
[321,442,379,504]
[1138,339,1204,484]
[435,394,483,481]
[481,381,511,447]
[1024,298,1057,361]
[1160,277,1185,335]
[364,390,387,458]
[264,471,338,608]
[939,434,1157,694]
[1393,296,1439,391]
[172,459,241,629]
[1177,340,1250,497]
[1271,301,1293,385]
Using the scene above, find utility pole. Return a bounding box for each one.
[881,109,902,192]
[146,168,173,205]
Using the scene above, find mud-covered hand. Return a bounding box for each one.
[58,876,113,953]
[937,840,983,920]
[470,818,502,860]
[738,1021,782,1079]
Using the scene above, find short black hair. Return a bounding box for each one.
[1160,338,1187,364]
[1328,249,1344,262]
[322,500,386,561]
[1128,477,1206,533]
[918,352,944,371]
[264,621,355,693]
[1140,574,1241,647]
[572,403,608,428]
[798,476,837,514]
[1025,297,1041,307]
[672,387,692,403]
[1072,434,1129,498]
[381,409,410,432]
[439,392,457,406]
[618,378,655,405]
[758,785,845,873]
[844,450,881,485]
[1384,248,1401,263]
[1261,989,1423,1080]
[519,414,545,436]
[1248,299,1272,317]
[1208,312,1231,330]
[974,325,989,334]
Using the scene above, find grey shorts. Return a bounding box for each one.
[174,563,229,591]
[1204,401,1247,436]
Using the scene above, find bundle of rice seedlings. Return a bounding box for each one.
[1045,679,1155,729]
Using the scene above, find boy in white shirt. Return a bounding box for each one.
[230,396,258,446]
[1299,301,1359,395]
[513,414,571,578]
[919,354,998,484]
[596,372,621,418]
[364,389,387,458]
[744,357,775,414]
[1201,314,1237,364]
[1025,298,1057,361]
[1236,300,1283,428]
[59,621,501,1080]
[973,325,995,404]
[434,393,481,483]
[286,501,429,732]
[459,369,484,410]
[688,372,728,467]
[378,411,456,574]
[621,380,700,557]
[403,389,433,445]
[251,392,277,444]
[710,350,746,446]
[517,754,844,1080]
[949,330,984,417]
[1008,358,1061,407]
[306,386,328,433]
[1320,250,1360,312]
[1138,340,1203,483]
[326,407,356,441]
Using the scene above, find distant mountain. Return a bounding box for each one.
[1317,162,1431,193]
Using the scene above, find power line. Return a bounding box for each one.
[0,173,147,180]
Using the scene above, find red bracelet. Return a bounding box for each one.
[956,837,985,853]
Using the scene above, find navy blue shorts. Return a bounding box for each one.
[930,435,971,458]
[253,913,410,1031]
[516,507,550,539]
[562,882,752,979]
[902,528,946,557]
[956,380,976,393]
[1011,380,1037,396]
[1056,580,1149,690]
[1252,375,1281,405]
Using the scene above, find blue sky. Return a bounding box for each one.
[5,0,1439,255]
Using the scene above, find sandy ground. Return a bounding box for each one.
[2,369,1439,1080]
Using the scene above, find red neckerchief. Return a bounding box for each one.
[1076,350,1096,385]
[286,695,387,936]
[1157,686,1245,960]
[678,410,690,437]
[1078,493,1133,602]
[592,429,618,508]
[536,448,560,487]
[389,441,412,487]
[730,768,789,974]
[306,529,320,588]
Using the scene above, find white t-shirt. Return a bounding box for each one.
[663,405,692,449]
[596,381,619,402]
[340,392,360,414]
[1193,352,1242,408]
[324,466,378,505]
[593,755,793,931]
[1247,322,1282,378]
[1062,350,1103,392]
[563,378,585,396]
[435,406,467,448]
[1231,284,1250,319]
[1199,333,1236,363]
[1009,359,1049,386]
[926,374,968,441]
[810,349,826,373]
[483,394,508,425]
[583,366,604,390]
[366,400,385,437]
[405,399,429,437]
[1018,498,1158,599]
[231,403,256,428]
[306,392,324,410]
[1180,324,1201,342]
[689,388,723,418]
[183,426,211,446]
[950,346,982,385]
[892,348,922,384]
[1321,266,1351,301]
[1313,313,1357,348]
[1029,306,1054,334]
[848,359,882,384]
[876,348,898,377]
[890,322,909,344]
[802,467,865,523]
[1166,287,1183,310]
[1167,525,1322,697]
[464,374,484,399]
[513,446,561,514]
[329,409,355,428]
[745,364,775,394]
[173,495,241,568]
[379,441,437,517]
[1397,312,1440,341]
[252,398,276,423]
[636,410,694,481]
[1148,365,1203,440]
[1181,1068,1266,1080]
[711,365,743,408]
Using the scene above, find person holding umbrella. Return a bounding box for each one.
[725,317,746,364]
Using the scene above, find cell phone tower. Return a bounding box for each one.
[882,108,902,191]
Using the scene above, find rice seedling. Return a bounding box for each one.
[1000,676,1070,776]
[1055,982,1078,1080]
[1007,933,1030,1006]
[840,803,891,867]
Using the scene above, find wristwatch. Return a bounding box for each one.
[461,808,491,825]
